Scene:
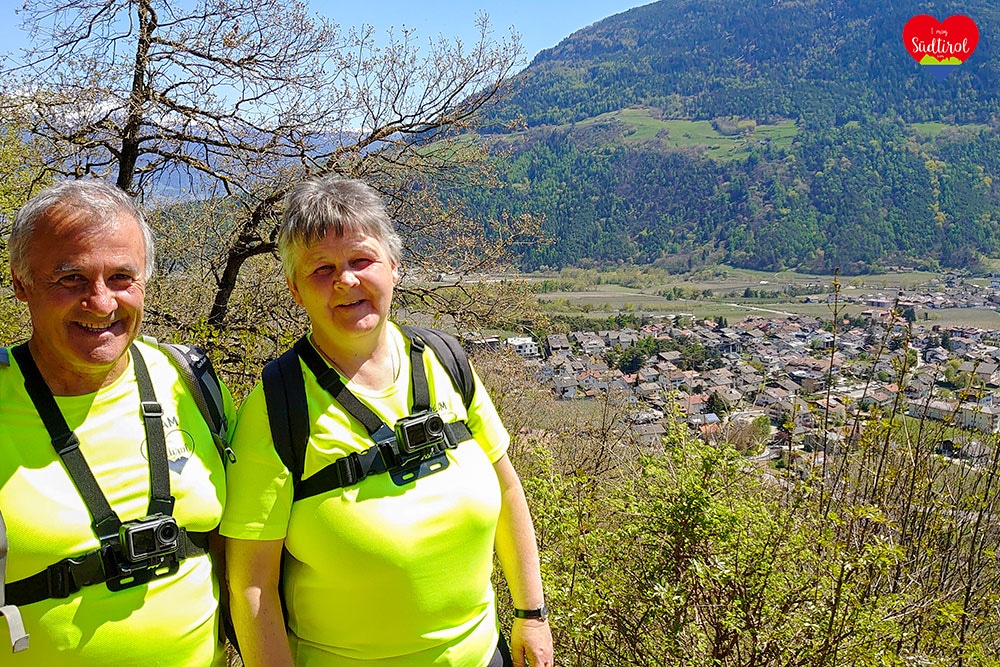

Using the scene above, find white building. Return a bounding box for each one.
[507,336,540,359]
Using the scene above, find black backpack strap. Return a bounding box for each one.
[263,346,310,489]
[132,347,175,518]
[154,340,235,465]
[407,334,431,412]
[293,337,387,436]
[12,344,123,544]
[0,509,29,652]
[399,326,475,408]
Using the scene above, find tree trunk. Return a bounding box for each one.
[118,0,156,193]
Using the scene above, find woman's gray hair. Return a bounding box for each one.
[278,175,402,278]
[9,180,155,285]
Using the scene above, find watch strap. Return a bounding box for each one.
[513,603,548,620]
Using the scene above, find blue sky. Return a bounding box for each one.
[0,0,653,67]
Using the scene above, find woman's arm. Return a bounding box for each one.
[493,454,554,667]
[226,537,294,667]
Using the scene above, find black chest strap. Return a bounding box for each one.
[4,530,207,606]
[278,336,472,501]
[4,344,203,606]
[11,343,173,544]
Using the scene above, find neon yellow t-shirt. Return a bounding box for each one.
[221,324,510,666]
[0,340,231,666]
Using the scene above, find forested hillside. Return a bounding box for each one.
[461,0,1000,273]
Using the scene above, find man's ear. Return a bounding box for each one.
[11,271,28,303]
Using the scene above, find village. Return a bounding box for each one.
[475,278,1000,472]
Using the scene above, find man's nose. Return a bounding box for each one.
[81,280,117,314]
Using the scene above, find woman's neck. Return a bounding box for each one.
[311,329,399,391]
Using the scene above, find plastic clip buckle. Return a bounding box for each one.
[335,455,359,487]
[45,561,78,599]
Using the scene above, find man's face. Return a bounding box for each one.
[11,205,147,393]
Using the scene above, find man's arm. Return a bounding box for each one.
[225,538,294,667]
[493,454,554,667]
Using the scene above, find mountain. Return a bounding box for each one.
[459,0,1000,274]
[495,0,999,129]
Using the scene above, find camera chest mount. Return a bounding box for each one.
[6,344,208,605]
[264,328,476,502]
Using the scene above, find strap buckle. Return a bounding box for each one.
[45,560,79,599]
[334,454,360,487]
[45,551,104,599]
[141,401,163,418]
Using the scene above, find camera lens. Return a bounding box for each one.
[426,414,444,437]
[155,521,179,545]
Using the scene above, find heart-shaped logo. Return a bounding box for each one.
[903,15,979,80]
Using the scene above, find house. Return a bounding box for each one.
[634,422,667,448]
[679,393,709,416]
[546,334,571,356]
[957,360,1000,387]
[507,336,540,359]
[636,382,661,399]
[551,376,579,400]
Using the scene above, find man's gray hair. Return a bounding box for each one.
[9,180,155,285]
[278,175,402,279]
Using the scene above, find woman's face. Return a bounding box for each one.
[287,228,399,349]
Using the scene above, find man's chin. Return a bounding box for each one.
[71,336,134,368]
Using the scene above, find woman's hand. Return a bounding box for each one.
[511,617,554,667]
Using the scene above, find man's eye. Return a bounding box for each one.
[352,258,373,269]
[312,265,335,276]
[109,274,135,287]
[57,275,85,287]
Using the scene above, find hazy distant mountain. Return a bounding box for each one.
[463,0,1000,273]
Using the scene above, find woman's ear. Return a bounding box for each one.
[286,274,305,307]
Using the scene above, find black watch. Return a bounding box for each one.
[513,604,549,620]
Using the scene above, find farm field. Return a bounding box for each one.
[528,265,1000,329]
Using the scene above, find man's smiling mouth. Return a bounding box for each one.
[77,321,117,332]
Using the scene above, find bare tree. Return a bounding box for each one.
[3,0,537,328]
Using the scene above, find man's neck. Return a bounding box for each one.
[26,339,130,396]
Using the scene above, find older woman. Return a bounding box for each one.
[221,175,553,667]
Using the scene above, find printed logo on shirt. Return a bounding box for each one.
[141,415,197,474]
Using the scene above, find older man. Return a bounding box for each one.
[0,180,232,665]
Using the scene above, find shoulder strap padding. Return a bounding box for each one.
[0,348,8,367]
[263,349,309,488]
[0,510,29,652]
[150,339,234,464]
[399,326,475,408]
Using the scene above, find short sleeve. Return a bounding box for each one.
[464,367,510,464]
[219,383,295,540]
